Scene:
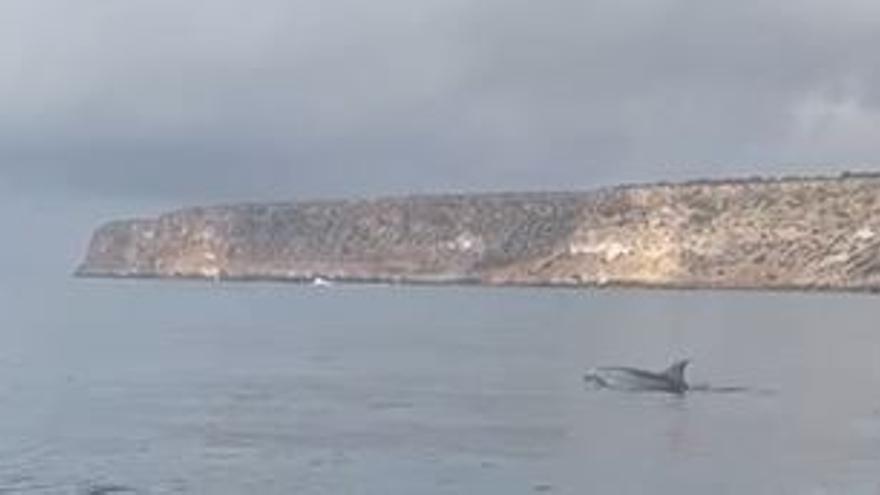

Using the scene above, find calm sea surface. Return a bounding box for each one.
[3,279,880,494]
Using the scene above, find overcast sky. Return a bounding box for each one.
[3,0,880,202]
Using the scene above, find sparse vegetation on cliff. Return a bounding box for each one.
[77,174,880,292]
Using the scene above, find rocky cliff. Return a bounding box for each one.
[76,174,880,292]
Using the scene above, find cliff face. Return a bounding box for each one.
[77,175,880,292]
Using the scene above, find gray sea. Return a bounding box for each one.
[3,192,880,493]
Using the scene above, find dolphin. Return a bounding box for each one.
[583,359,690,394]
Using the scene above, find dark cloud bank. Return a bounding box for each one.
[2,0,880,202]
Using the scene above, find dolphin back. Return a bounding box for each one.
[584,359,690,394]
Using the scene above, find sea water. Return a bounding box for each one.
[3,278,880,494]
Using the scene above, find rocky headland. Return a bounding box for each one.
[76,173,880,292]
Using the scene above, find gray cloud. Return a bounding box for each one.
[2,0,880,201]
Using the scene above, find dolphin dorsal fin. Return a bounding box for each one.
[661,359,690,384]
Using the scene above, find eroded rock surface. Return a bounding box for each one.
[76,174,880,292]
